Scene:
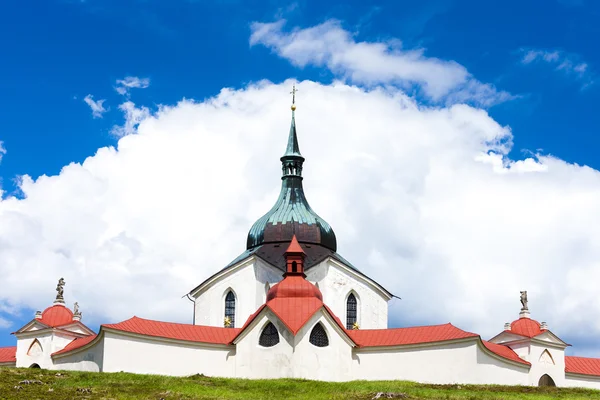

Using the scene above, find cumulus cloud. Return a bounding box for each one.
[250,20,514,107]
[83,95,108,118]
[520,48,594,88]
[115,76,151,96]
[1,80,600,356]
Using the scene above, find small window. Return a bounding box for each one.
[309,323,329,347]
[292,261,298,272]
[259,322,280,347]
[224,291,236,328]
[346,293,357,329]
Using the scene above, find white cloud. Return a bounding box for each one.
[115,76,150,96]
[110,101,151,137]
[520,48,594,88]
[250,20,514,107]
[83,95,108,118]
[1,80,600,356]
[0,141,6,164]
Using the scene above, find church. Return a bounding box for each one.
[2,96,600,388]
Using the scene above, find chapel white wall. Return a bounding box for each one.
[193,258,282,328]
[234,310,353,381]
[15,332,76,369]
[307,259,388,329]
[352,340,529,385]
[101,331,234,377]
[564,374,600,389]
[53,339,104,372]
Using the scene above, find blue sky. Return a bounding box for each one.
[1,0,600,354]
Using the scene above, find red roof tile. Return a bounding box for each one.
[482,340,530,365]
[565,356,600,376]
[102,317,240,345]
[0,346,16,363]
[267,297,323,335]
[52,335,98,356]
[267,275,322,301]
[348,323,478,347]
[509,318,543,338]
[40,304,74,327]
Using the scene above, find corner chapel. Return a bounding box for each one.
[2,90,600,388]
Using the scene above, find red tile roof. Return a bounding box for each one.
[40,304,74,327]
[0,346,16,364]
[482,340,530,365]
[267,297,323,335]
[565,356,600,376]
[52,335,98,356]
[267,275,322,301]
[348,323,478,347]
[509,318,543,338]
[102,317,240,345]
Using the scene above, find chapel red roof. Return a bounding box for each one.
[266,275,323,301]
[348,323,478,347]
[565,356,600,377]
[508,317,543,338]
[40,304,74,327]
[482,340,530,365]
[52,335,98,356]
[285,235,305,254]
[102,317,240,345]
[0,346,16,363]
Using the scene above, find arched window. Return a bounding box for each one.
[259,322,280,347]
[346,293,357,329]
[309,323,329,347]
[538,374,556,387]
[292,261,298,272]
[224,291,236,328]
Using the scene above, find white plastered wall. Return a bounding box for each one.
[193,257,283,328]
[307,259,389,329]
[234,309,354,381]
[352,340,530,385]
[101,331,235,377]
[15,331,76,369]
[53,339,104,372]
[525,341,566,386]
[564,373,600,389]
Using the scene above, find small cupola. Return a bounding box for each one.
[284,235,306,276]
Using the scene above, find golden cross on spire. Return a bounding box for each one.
[290,84,298,110]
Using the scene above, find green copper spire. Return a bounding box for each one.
[246,86,337,251]
[283,85,303,159]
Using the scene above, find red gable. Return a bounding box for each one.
[482,340,530,365]
[103,316,240,345]
[566,356,600,377]
[0,346,16,363]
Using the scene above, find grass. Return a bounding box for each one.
[1,367,599,400]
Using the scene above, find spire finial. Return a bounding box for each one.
[290,84,298,111]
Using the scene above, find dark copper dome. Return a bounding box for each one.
[246,106,337,251]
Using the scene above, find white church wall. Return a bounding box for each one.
[53,339,104,372]
[16,331,75,369]
[525,342,565,386]
[101,331,235,377]
[352,340,529,385]
[564,373,600,389]
[193,257,283,328]
[307,259,388,329]
[234,309,353,381]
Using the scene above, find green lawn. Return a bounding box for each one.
[1,367,599,400]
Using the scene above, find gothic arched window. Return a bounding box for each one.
[346,293,357,329]
[224,290,236,328]
[309,323,329,347]
[259,322,280,347]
